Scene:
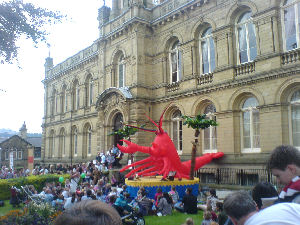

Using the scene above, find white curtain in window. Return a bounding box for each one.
[203,104,217,152]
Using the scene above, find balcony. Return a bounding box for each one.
[197,73,213,85]
[281,49,300,65]
[235,61,255,76]
[166,82,180,92]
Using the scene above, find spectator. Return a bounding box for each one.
[199,188,219,211]
[201,211,212,225]
[182,217,194,225]
[64,193,77,209]
[138,190,154,216]
[267,145,300,203]
[168,186,179,205]
[216,202,227,225]
[157,192,173,216]
[251,182,278,210]
[175,187,197,214]
[207,205,217,222]
[154,187,163,208]
[224,191,300,225]
[53,200,122,225]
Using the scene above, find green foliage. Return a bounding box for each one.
[0,174,70,200]
[108,125,144,140]
[0,0,66,63]
[182,114,218,130]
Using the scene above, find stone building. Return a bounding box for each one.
[42,0,300,175]
[0,123,41,169]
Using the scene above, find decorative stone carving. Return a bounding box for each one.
[98,92,126,114]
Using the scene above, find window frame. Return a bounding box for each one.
[199,27,216,75]
[202,104,218,153]
[18,151,22,160]
[169,41,182,83]
[171,110,183,154]
[282,0,300,51]
[289,89,300,149]
[118,56,125,88]
[235,11,257,64]
[240,97,261,153]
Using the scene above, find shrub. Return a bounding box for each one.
[0,174,70,200]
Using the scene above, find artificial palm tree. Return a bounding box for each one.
[182,114,218,180]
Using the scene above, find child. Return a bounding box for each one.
[207,205,217,222]
[201,211,212,225]
[182,217,194,225]
[267,145,300,203]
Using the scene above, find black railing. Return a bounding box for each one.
[195,168,281,188]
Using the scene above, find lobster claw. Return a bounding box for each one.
[117,140,138,154]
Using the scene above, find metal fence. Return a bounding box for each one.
[195,168,281,188]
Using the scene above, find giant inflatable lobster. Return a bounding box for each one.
[118,106,224,180]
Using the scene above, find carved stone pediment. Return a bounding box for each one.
[96,87,132,114]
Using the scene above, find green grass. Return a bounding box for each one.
[145,210,203,225]
[0,200,24,216]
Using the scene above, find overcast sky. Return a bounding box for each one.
[0,0,108,133]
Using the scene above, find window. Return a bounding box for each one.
[85,77,93,107]
[34,148,41,159]
[18,151,22,160]
[169,41,182,83]
[51,90,56,116]
[118,56,125,88]
[88,127,92,155]
[59,129,65,158]
[76,87,80,110]
[72,82,77,111]
[241,97,260,153]
[73,128,78,156]
[236,11,257,64]
[290,90,300,148]
[49,130,55,157]
[171,110,183,153]
[200,27,216,74]
[5,151,8,160]
[203,104,217,153]
[61,87,66,113]
[283,0,300,51]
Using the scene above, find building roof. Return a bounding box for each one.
[26,137,42,148]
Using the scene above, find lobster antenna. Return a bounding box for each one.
[145,114,159,129]
[124,124,156,133]
[159,102,172,133]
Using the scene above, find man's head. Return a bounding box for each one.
[186,187,192,194]
[224,191,257,225]
[53,200,122,225]
[267,145,300,185]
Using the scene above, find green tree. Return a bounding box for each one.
[0,0,65,63]
[182,114,218,180]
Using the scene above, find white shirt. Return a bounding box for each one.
[245,203,300,225]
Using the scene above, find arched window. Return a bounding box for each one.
[61,86,67,114]
[51,89,56,116]
[83,123,92,158]
[236,11,257,64]
[241,97,260,152]
[203,104,217,153]
[72,127,78,156]
[169,40,182,83]
[49,130,55,158]
[85,76,93,107]
[290,90,300,148]
[72,81,79,111]
[282,0,300,51]
[200,27,216,74]
[59,128,65,158]
[88,127,92,155]
[171,110,183,153]
[118,55,125,88]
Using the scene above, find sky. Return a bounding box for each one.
[0,0,110,133]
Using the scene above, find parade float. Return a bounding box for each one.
[117,106,224,199]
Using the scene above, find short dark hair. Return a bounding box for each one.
[267,145,300,171]
[53,200,122,225]
[224,191,256,220]
[252,182,278,209]
[186,187,192,194]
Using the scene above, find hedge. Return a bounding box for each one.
[0,174,70,200]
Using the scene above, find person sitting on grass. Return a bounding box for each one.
[182,217,194,225]
[157,192,173,216]
[175,187,198,214]
[168,186,179,206]
[267,145,300,203]
[138,190,154,216]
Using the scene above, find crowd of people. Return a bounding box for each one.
[5,144,300,225]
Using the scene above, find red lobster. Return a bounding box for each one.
[118,107,224,180]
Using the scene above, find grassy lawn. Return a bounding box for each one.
[0,200,24,216]
[145,210,203,225]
